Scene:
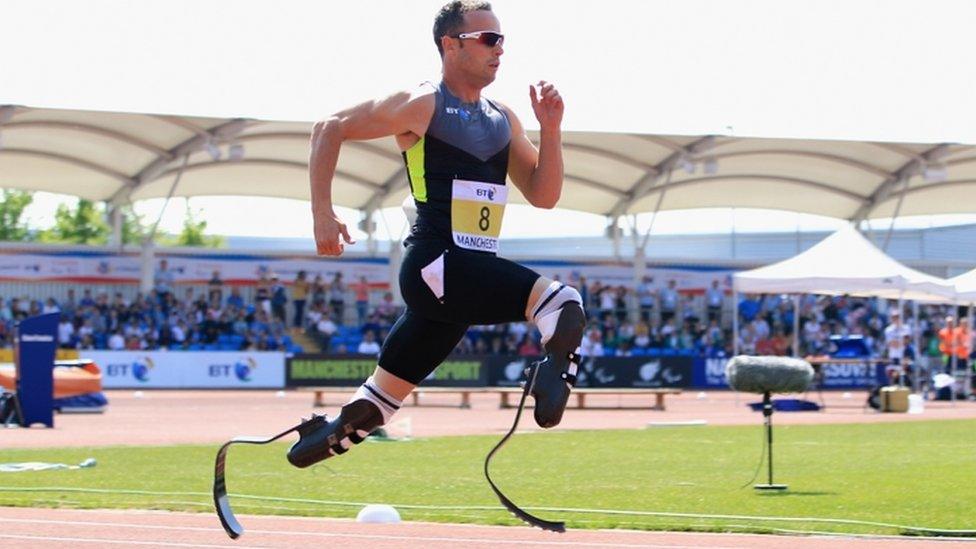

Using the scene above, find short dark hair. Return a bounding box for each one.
[433,1,492,56]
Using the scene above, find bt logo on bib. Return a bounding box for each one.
[451,179,508,253]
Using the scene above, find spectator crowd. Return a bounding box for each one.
[1,260,971,373]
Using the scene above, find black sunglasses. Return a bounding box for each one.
[453,30,504,48]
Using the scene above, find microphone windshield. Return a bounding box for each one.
[726,355,814,394]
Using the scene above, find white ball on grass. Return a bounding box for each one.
[356,504,401,524]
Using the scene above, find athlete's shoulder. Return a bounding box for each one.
[490,99,524,134]
[394,83,437,124]
[404,82,438,108]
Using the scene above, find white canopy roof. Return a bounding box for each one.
[949,269,976,304]
[1,105,975,222]
[734,225,956,301]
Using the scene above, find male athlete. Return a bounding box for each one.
[288,0,585,467]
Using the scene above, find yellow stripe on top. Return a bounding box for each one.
[404,137,427,203]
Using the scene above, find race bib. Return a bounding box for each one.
[451,179,507,253]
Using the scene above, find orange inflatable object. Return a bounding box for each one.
[0,360,103,399]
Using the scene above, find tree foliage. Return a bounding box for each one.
[39,199,110,244]
[158,204,224,248]
[0,189,35,242]
[19,196,223,248]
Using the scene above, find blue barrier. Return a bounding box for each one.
[15,313,59,428]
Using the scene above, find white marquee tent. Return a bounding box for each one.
[734,225,957,302]
[733,225,957,357]
[950,269,976,304]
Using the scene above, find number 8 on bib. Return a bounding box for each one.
[451,179,507,253]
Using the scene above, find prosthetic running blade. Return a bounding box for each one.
[213,416,325,539]
[484,362,566,533]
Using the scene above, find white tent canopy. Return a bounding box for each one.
[950,269,976,304]
[733,225,956,302]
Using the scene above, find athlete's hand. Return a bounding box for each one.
[529,81,563,130]
[314,212,355,256]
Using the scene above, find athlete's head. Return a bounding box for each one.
[434,1,503,86]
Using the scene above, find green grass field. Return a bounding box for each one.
[1,420,975,536]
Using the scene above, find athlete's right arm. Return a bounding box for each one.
[310,89,435,256]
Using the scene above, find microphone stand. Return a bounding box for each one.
[755,391,788,490]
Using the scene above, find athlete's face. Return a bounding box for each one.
[451,11,503,86]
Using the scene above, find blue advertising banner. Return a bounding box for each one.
[694,357,729,389]
[286,354,694,389]
[688,356,882,390]
[82,351,285,389]
[489,355,695,388]
[816,361,881,389]
[16,313,59,428]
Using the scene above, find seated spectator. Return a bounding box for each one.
[208,270,224,304]
[580,328,605,357]
[633,322,651,349]
[357,330,381,355]
[517,334,541,357]
[315,314,338,349]
[226,287,245,311]
[375,292,399,325]
[738,294,761,323]
[42,297,60,315]
[770,328,791,356]
[107,330,125,350]
[615,339,633,357]
[0,298,11,323]
[57,315,75,349]
[473,337,489,354]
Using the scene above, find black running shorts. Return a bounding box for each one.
[378,241,540,384]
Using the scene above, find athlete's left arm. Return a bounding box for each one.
[504,81,564,209]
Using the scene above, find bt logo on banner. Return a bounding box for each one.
[106,357,154,382]
[209,357,258,382]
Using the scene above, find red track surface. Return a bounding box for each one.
[6,389,976,449]
[0,507,970,549]
[3,389,975,547]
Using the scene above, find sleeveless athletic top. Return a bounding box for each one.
[402,81,511,254]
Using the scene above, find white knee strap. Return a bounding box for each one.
[531,282,584,346]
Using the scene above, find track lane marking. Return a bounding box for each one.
[0,516,724,548]
[0,533,266,548]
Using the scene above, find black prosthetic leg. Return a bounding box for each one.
[527,302,586,428]
[287,399,384,468]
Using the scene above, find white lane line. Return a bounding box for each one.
[0,533,267,548]
[0,517,718,548]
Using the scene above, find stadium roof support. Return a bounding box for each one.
[2,105,975,238]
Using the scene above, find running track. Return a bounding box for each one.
[0,507,970,548]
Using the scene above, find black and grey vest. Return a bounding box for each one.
[403,81,511,254]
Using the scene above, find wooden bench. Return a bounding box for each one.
[497,387,681,411]
[299,386,681,411]
[298,386,491,409]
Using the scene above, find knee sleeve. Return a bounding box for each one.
[532,283,584,346]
